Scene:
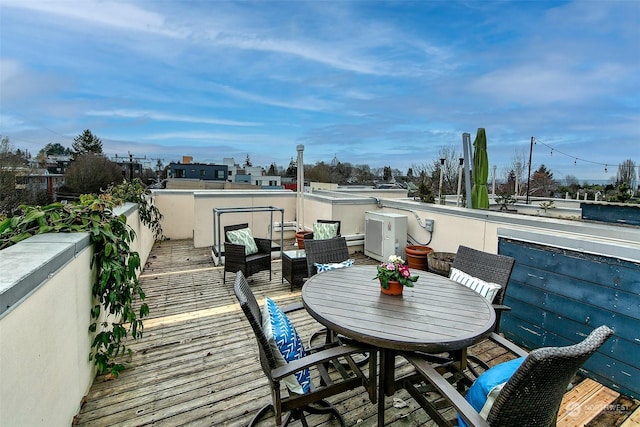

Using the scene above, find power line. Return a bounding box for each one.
[533,137,640,173]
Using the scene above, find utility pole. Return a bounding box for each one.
[438,158,445,201]
[456,157,464,207]
[526,136,534,204]
[114,153,147,181]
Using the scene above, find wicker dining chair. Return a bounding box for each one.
[304,236,350,277]
[403,325,614,427]
[447,246,516,376]
[451,245,516,333]
[234,272,376,427]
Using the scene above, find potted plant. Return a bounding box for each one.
[295,229,312,249]
[373,255,419,296]
[405,244,433,271]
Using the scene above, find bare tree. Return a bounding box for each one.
[503,148,528,196]
[617,159,637,191]
[0,136,25,214]
[411,145,462,196]
[64,153,124,195]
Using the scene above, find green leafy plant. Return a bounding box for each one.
[539,200,556,213]
[417,181,435,203]
[495,191,517,211]
[0,178,162,377]
[374,255,419,289]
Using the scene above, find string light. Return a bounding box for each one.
[533,137,640,170]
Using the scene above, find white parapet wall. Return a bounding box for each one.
[0,203,155,426]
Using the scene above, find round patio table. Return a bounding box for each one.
[302,265,495,426]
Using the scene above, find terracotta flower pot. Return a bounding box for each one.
[404,245,433,271]
[295,230,312,249]
[380,280,403,296]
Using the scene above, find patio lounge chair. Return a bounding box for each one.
[223,223,272,284]
[403,325,614,427]
[233,272,376,426]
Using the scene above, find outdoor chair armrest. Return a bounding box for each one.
[403,352,490,427]
[224,242,247,259]
[488,332,528,358]
[254,237,272,253]
[281,302,305,313]
[271,343,371,381]
[492,303,511,312]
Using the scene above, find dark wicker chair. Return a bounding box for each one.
[304,236,350,277]
[233,272,376,427]
[446,246,516,376]
[303,219,341,241]
[403,325,614,427]
[451,245,516,332]
[223,223,272,284]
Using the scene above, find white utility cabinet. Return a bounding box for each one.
[364,212,408,262]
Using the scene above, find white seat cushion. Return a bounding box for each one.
[449,267,502,303]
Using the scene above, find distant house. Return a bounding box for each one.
[168,162,228,181]
[13,168,65,200]
[44,155,73,175]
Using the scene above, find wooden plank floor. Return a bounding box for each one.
[74,239,639,426]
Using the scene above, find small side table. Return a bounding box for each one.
[282,249,307,291]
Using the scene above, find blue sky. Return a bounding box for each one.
[1,0,638,181]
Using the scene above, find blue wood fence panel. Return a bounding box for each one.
[581,203,640,226]
[498,238,640,399]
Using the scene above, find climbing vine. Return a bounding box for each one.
[0,179,163,377]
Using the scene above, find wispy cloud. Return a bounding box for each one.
[1,0,637,179]
[85,109,261,127]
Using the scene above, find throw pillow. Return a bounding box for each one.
[450,268,502,303]
[314,259,355,273]
[226,227,259,255]
[457,356,525,427]
[261,297,310,394]
[312,222,339,240]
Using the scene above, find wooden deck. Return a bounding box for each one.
[74,239,639,426]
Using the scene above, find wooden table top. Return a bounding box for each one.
[302,265,496,353]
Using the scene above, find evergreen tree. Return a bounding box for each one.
[530,164,558,197]
[285,158,297,177]
[72,129,103,156]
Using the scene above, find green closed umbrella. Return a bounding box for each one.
[471,128,489,209]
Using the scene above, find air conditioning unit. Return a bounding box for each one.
[364,212,408,262]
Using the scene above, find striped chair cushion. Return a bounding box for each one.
[450,267,502,303]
